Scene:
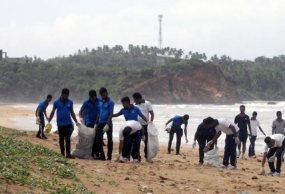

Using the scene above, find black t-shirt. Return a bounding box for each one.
[234,114,250,133]
[196,123,216,137]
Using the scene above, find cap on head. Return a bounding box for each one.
[264,136,271,144]
[99,87,108,95]
[123,127,132,138]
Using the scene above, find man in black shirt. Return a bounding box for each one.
[234,105,252,160]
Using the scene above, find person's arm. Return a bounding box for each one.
[261,152,267,168]
[106,103,115,125]
[194,127,199,142]
[119,140,124,154]
[184,124,188,143]
[272,121,276,134]
[112,108,122,118]
[139,114,148,122]
[44,110,48,120]
[247,116,252,135]
[211,131,221,143]
[165,118,173,126]
[48,109,55,123]
[229,125,238,137]
[258,126,266,136]
[71,110,79,124]
[149,110,154,122]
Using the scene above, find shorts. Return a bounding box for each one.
[239,132,248,143]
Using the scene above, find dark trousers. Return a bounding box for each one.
[223,134,237,167]
[122,131,141,160]
[197,135,214,163]
[140,125,148,159]
[37,114,45,137]
[86,124,97,157]
[58,124,74,156]
[168,127,183,154]
[95,122,113,159]
[267,140,285,173]
[248,136,257,156]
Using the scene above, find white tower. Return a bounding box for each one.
[158,14,163,50]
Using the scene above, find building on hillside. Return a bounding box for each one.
[0,49,31,64]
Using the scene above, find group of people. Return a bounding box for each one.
[36,94,285,176]
[191,105,285,176]
[35,87,155,162]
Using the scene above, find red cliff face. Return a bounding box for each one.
[120,64,241,104]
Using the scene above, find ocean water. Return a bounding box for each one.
[10,101,285,153]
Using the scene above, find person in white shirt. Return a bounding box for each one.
[249,111,266,158]
[260,134,285,176]
[206,118,240,170]
[132,92,154,162]
[117,120,144,163]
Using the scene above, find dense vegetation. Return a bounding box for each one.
[0,44,284,102]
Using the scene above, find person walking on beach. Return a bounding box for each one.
[165,114,189,155]
[206,118,240,170]
[48,88,80,158]
[79,90,100,158]
[132,92,155,162]
[234,105,252,160]
[272,111,285,135]
[35,94,52,139]
[260,134,285,176]
[249,111,266,158]
[117,120,144,163]
[94,87,115,160]
[193,117,216,164]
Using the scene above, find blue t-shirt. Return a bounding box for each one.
[52,98,74,127]
[172,115,188,129]
[196,122,216,137]
[80,99,100,125]
[36,100,49,115]
[98,98,115,123]
[117,105,144,121]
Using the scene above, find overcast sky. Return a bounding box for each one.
[1,0,284,60]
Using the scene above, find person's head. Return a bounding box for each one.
[182,114,189,123]
[277,111,282,119]
[211,119,219,128]
[252,111,257,119]
[61,88,69,101]
[121,96,131,109]
[89,90,97,101]
[123,126,132,138]
[99,87,108,100]
[203,117,215,129]
[132,92,143,104]
[264,136,275,148]
[46,94,52,103]
[240,105,245,114]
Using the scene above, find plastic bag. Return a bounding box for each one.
[205,145,220,167]
[44,123,52,133]
[147,123,159,160]
[165,123,172,133]
[71,125,95,159]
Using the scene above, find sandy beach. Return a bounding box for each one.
[1,104,285,194]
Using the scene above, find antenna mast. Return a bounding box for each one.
[158,14,163,50]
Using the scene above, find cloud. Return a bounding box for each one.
[1,0,285,60]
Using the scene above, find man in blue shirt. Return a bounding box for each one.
[113,96,148,122]
[35,94,52,139]
[79,90,100,127]
[193,117,216,164]
[79,90,100,158]
[94,87,115,160]
[165,114,189,155]
[48,88,80,159]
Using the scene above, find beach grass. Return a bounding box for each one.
[0,126,95,194]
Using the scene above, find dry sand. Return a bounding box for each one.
[0,104,285,194]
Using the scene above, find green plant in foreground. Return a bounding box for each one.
[0,126,93,193]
